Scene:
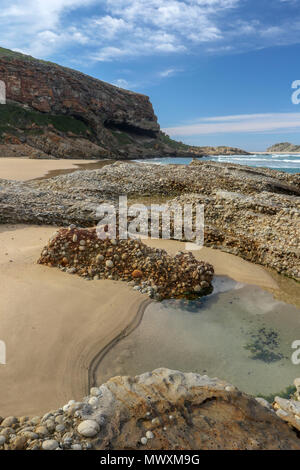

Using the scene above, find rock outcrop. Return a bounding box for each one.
[0,160,298,279]
[267,142,300,153]
[1,369,300,450]
[37,227,214,300]
[273,378,300,432]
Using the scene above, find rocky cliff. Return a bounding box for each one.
[0,47,248,159]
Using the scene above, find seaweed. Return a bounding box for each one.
[244,327,286,363]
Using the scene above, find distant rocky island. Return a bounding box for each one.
[267,143,300,153]
[0,47,249,160]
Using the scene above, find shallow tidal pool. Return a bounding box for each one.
[96,277,300,397]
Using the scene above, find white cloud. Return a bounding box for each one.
[112,78,130,88]
[0,0,239,59]
[0,0,96,56]
[159,67,183,78]
[164,113,300,135]
[1,0,300,63]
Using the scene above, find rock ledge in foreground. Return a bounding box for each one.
[1,369,300,450]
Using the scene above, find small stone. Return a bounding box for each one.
[72,234,78,243]
[0,436,6,445]
[193,285,202,293]
[106,260,114,268]
[141,437,148,445]
[2,416,17,427]
[36,425,49,436]
[255,397,272,410]
[88,397,99,407]
[132,269,143,279]
[90,387,101,397]
[42,440,59,450]
[71,444,82,450]
[225,385,236,392]
[55,424,65,433]
[12,436,27,450]
[96,254,104,264]
[146,431,154,439]
[77,420,100,437]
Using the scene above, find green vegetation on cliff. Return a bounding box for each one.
[0,103,92,141]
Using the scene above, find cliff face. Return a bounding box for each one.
[0,48,248,159]
[0,49,164,159]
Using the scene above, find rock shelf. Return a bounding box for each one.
[0,369,300,451]
[1,160,298,279]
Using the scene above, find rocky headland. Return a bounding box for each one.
[0,47,248,160]
[267,142,300,153]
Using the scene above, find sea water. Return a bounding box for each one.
[96,277,300,397]
[135,154,300,174]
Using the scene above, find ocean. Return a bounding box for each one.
[135,154,300,174]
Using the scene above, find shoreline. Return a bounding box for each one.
[0,158,106,181]
[0,224,298,417]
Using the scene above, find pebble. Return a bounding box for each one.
[55,424,65,433]
[2,416,17,427]
[36,425,49,436]
[71,444,82,450]
[88,397,99,407]
[77,420,100,437]
[141,437,148,445]
[42,439,59,450]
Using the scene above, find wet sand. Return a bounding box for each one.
[0,225,146,416]
[0,158,112,181]
[144,238,279,292]
[0,225,293,417]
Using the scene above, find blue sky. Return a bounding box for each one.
[1,0,300,150]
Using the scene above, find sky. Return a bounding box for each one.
[0,0,300,150]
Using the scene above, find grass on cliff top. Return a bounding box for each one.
[0,46,54,66]
[0,103,91,137]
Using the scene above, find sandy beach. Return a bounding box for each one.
[0,225,147,417]
[0,158,101,181]
[0,224,285,418]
